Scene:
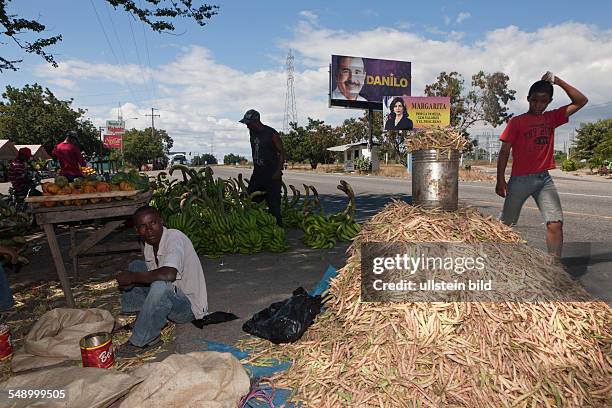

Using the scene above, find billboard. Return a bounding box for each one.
[106,120,125,134]
[382,96,450,130]
[330,55,411,110]
[103,134,123,149]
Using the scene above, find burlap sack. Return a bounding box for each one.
[120,351,250,408]
[11,308,115,372]
[0,366,142,408]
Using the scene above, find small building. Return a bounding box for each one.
[15,144,52,161]
[0,139,18,161]
[327,140,381,172]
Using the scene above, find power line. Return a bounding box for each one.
[126,10,153,101]
[138,0,157,103]
[89,0,140,104]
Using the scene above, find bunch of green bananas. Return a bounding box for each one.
[282,206,303,228]
[301,214,337,249]
[150,167,297,256]
[301,213,361,249]
[164,212,211,255]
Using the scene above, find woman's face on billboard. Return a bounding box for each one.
[393,101,404,116]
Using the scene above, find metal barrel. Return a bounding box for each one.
[411,149,459,211]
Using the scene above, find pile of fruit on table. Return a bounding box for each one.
[80,166,96,176]
[40,170,149,207]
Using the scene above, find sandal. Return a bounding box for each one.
[116,337,162,358]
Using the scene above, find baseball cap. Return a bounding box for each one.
[239,109,260,124]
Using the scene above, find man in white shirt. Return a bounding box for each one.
[331,56,367,101]
[115,206,208,357]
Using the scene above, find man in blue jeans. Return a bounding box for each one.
[496,72,588,258]
[116,206,208,357]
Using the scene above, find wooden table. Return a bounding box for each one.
[29,191,152,307]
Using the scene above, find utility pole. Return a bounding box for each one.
[145,108,160,138]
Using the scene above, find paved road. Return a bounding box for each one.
[205,166,612,303]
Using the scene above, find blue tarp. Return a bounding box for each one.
[199,265,339,408]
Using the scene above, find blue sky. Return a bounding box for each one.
[1,0,611,158]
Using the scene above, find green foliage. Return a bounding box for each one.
[573,119,612,163]
[424,71,516,137]
[354,156,372,172]
[561,159,577,172]
[0,84,104,156]
[553,150,566,163]
[0,0,219,71]
[123,128,173,170]
[282,118,339,169]
[223,153,247,165]
[192,153,217,165]
[587,156,604,172]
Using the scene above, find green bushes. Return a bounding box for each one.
[561,159,577,172]
[354,156,372,172]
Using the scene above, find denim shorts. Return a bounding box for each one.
[500,171,563,226]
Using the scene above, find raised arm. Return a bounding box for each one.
[544,74,588,117]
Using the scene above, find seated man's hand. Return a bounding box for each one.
[116,271,135,289]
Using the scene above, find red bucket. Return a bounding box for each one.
[80,332,115,368]
[0,324,12,361]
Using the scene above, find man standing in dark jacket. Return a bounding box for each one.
[239,109,285,226]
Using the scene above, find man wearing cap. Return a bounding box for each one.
[8,147,33,197]
[52,131,86,181]
[239,109,285,226]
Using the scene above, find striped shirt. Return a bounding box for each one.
[8,160,29,193]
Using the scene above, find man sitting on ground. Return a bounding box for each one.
[115,206,208,357]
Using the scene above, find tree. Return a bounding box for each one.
[223,153,247,165]
[0,0,219,72]
[573,119,612,161]
[424,71,516,137]
[123,127,173,169]
[0,83,104,156]
[192,153,217,165]
[283,119,339,169]
[280,125,307,164]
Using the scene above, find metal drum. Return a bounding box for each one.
[411,149,459,211]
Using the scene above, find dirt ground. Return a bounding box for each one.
[1,220,350,382]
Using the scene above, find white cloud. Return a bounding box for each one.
[299,10,318,24]
[47,78,78,90]
[449,31,465,41]
[33,22,612,159]
[443,16,451,26]
[396,21,412,30]
[456,12,471,24]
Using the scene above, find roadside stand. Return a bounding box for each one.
[25,172,151,307]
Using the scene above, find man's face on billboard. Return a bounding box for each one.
[336,57,366,100]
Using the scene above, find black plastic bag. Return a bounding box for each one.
[242,287,323,344]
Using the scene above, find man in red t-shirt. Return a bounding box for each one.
[496,73,588,257]
[52,131,86,180]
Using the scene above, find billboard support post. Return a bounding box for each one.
[367,107,374,151]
